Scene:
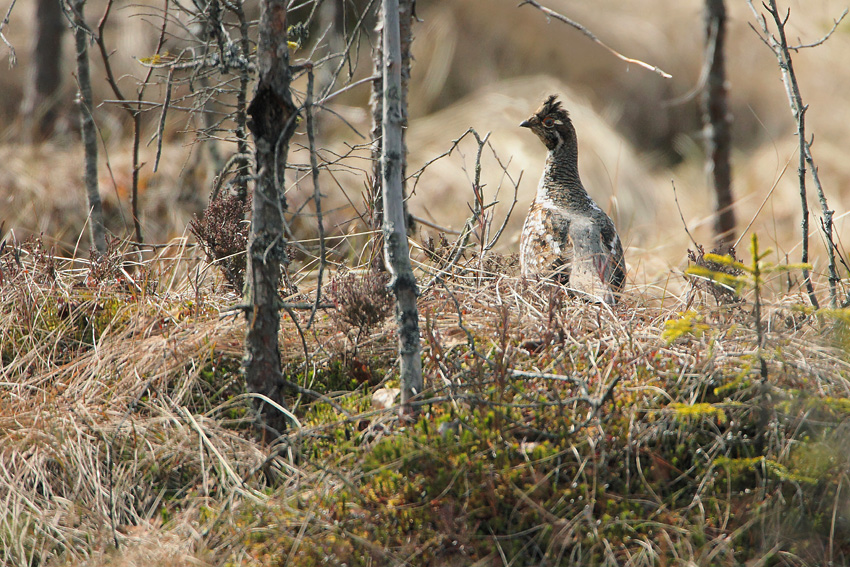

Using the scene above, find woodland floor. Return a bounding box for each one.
[1,236,849,567]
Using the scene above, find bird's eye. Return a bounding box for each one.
[542,116,555,128]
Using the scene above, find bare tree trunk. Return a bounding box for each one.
[21,0,65,143]
[68,0,107,255]
[381,0,422,416]
[369,0,414,267]
[243,0,297,436]
[703,0,735,252]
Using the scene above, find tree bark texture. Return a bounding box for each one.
[21,0,65,142]
[369,0,414,265]
[703,0,736,252]
[69,0,107,254]
[243,0,297,435]
[381,0,423,414]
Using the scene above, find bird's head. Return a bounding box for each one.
[520,95,576,152]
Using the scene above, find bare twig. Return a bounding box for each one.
[153,67,174,172]
[0,0,17,66]
[747,0,840,307]
[305,66,327,329]
[518,0,672,79]
[671,180,698,248]
[94,0,171,245]
[484,142,521,252]
[789,9,847,51]
[733,152,792,250]
[231,0,252,202]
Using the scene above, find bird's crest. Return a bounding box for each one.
[538,95,568,120]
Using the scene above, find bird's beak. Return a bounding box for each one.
[519,119,532,128]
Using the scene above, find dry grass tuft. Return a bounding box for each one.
[3,225,847,565]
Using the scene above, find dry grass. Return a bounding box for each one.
[2,0,850,564]
[1,230,848,566]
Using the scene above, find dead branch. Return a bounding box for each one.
[518,0,672,79]
[305,65,327,329]
[0,0,17,66]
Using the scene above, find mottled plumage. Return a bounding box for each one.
[519,95,625,304]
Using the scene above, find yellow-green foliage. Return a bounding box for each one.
[687,233,813,295]
[669,402,727,423]
[820,308,850,323]
[139,51,170,65]
[661,310,709,343]
[713,456,817,485]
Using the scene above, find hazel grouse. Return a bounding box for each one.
[519,95,625,304]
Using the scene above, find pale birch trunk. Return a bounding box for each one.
[369,0,414,267]
[381,0,422,415]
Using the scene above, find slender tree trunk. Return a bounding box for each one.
[243,0,297,436]
[232,0,251,204]
[69,0,107,254]
[21,0,65,143]
[381,0,422,416]
[703,0,735,252]
[369,0,414,267]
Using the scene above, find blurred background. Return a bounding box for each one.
[1,0,848,292]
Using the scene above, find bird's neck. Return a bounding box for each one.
[536,146,593,209]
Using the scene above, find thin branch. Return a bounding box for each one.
[788,9,847,51]
[671,180,698,248]
[409,215,462,235]
[231,0,252,202]
[746,0,838,307]
[733,151,792,250]
[319,0,378,101]
[317,73,380,106]
[153,67,174,172]
[305,65,327,329]
[518,0,672,79]
[484,142,521,252]
[94,0,170,244]
[68,0,107,254]
[0,0,18,66]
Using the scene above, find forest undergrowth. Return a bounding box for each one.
[0,231,849,567]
